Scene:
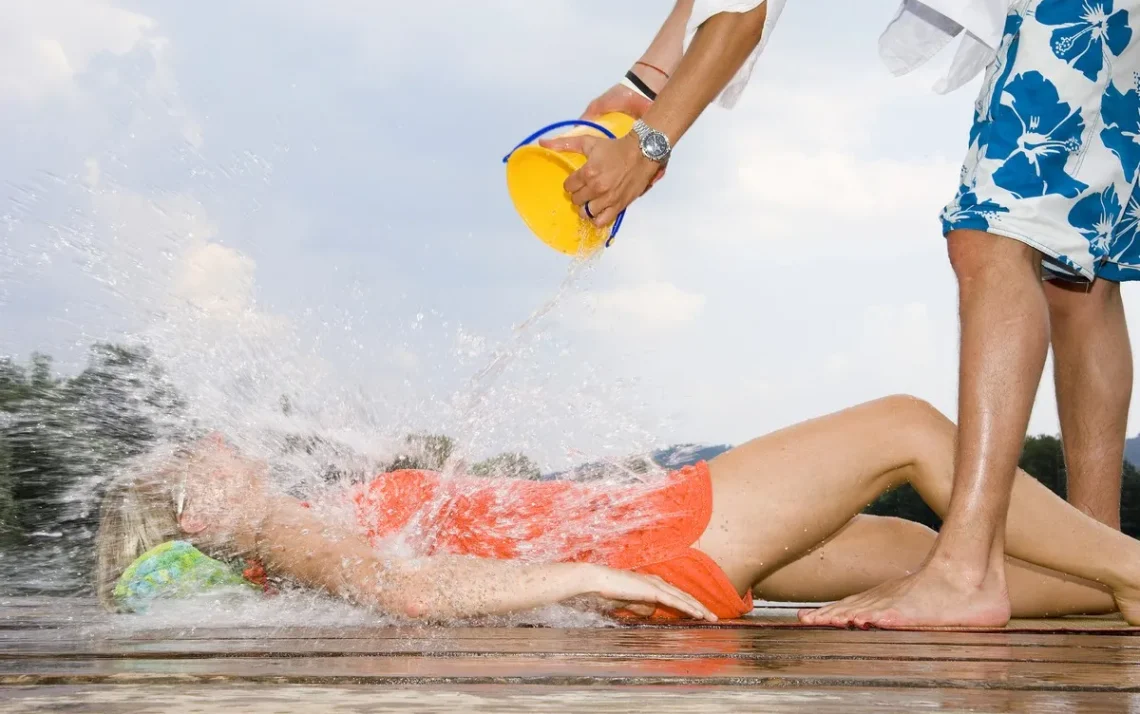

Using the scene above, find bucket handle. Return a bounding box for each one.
[502,119,625,247]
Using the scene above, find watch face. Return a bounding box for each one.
[644,132,669,160]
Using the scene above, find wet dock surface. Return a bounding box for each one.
[4,597,1140,712]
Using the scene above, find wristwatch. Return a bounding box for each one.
[632,119,672,164]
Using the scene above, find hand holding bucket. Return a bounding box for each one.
[503,112,635,256]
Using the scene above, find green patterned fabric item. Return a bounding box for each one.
[113,540,257,613]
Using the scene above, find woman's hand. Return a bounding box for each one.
[582,564,717,621]
[346,557,718,623]
[580,83,652,121]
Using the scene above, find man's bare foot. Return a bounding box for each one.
[797,559,1011,629]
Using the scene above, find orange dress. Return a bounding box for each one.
[350,462,752,620]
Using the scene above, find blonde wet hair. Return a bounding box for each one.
[94,449,187,611]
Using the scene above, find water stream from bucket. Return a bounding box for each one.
[443,250,602,474]
[387,248,605,556]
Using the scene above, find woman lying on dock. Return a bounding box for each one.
[96,395,1140,627]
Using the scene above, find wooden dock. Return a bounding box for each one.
[4,597,1140,712]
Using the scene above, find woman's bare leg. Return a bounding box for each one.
[753,514,1114,618]
[695,395,1140,626]
[697,396,940,593]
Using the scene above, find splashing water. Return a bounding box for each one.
[0,179,677,623]
[1,52,681,629]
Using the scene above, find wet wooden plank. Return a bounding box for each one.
[10,623,1140,655]
[5,653,1140,690]
[2,684,1137,714]
[7,596,1140,709]
[4,599,1136,629]
[6,633,1140,666]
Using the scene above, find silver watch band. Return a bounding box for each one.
[632,119,672,163]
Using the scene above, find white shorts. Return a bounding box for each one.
[941,0,1140,282]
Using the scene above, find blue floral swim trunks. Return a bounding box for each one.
[941,0,1140,282]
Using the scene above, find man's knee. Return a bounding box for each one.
[1046,278,1122,323]
[946,229,1040,283]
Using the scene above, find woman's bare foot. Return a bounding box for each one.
[798,559,1011,629]
[1114,588,1140,626]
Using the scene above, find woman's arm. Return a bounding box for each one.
[639,0,695,80]
[578,1,695,120]
[364,552,716,621]
[247,495,716,621]
[177,446,716,621]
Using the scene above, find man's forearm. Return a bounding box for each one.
[641,3,768,144]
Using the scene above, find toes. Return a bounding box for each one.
[808,602,847,628]
[853,608,900,630]
[802,590,912,629]
[813,607,840,627]
[850,612,875,630]
[824,599,865,628]
[850,604,889,630]
[849,605,878,629]
[822,605,857,629]
[799,602,834,625]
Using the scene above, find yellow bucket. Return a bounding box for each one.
[503,112,636,256]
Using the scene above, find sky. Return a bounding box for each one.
[4,0,1140,465]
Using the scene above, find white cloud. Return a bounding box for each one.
[819,302,951,408]
[825,352,852,376]
[0,0,155,102]
[569,281,707,333]
[0,1,202,156]
[88,185,218,284]
[736,148,960,223]
[387,348,421,374]
[858,302,939,379]
[174,241,257,317]
[83,157,101,189]
[75,181,287,338]
[17,0,1140,455]
[602,69,970,283]
[243,0,631,93]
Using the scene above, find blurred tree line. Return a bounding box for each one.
[0,345,183,544]
[3,344,1140,595]
[0,345,541,593]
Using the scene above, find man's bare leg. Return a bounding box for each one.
[1045,278,1131,529]
[795,229,1049,627]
